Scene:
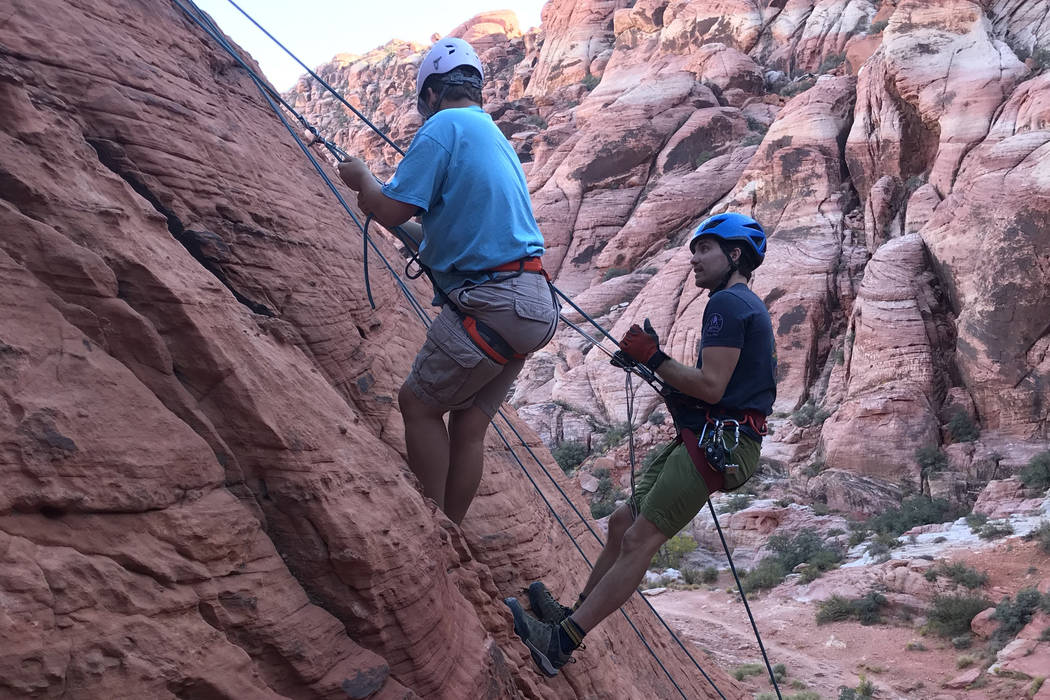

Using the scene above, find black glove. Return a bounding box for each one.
[610,350,636,369]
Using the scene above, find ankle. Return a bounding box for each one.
[559,617,586,651]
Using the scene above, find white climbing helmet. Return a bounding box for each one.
[415,37,484,101]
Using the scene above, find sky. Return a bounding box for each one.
[192,0,548,91]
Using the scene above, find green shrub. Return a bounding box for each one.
[745,529,843,591]
[978,520,1013,540]
[745,116,768,133]
[602,266,629,281]
[791,403,817,427]
[866,495,962,537]
[946,409,979,442]
[915,445,948,476]
[701,566,719,584]
[927,594,991,638]
[816,591,888,625]
[838,675,876,699]
[523,114,547,129]
[693,150,715,168]
[924,562,988,589]
[651,533,698,569]
[680,567,701,584]
[742,558,787,593]
[580,73,600,91]
[1023,520,1050,554]
[731,662,764,681]
[818,52,846,73]
[779,77,816,97]
[991,588,1046,651]
[812,502,830,516]
[598,422,630,451]
[589,497,617,519]
[552,441,588,474]
[723,493,753,513]
[1020,451,1050,491]
[869,19,889,33]
[647,410,665,426]
[966,512,989,533]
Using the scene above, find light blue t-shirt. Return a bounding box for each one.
[382,105,545,296]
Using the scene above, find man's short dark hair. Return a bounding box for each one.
[720,242,758,280]
[422,66,483,105]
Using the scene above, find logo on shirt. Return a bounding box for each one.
[706,313,724,336]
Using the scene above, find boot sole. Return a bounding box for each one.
[504,597,558,677]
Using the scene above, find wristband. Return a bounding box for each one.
[645,350,669,371]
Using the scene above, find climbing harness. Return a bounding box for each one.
[172,2,784,696]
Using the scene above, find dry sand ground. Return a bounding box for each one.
[648,539,1048,700]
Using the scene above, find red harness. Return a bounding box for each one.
[457,257,550,365]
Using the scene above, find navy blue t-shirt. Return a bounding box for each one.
[669,283,776,435]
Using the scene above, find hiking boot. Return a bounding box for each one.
[504,597,576,677]
[527,581,574,625]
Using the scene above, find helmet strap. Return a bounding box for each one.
[711,246,739,293]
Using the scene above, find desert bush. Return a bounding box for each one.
[924,562,989,589]
[990,588,1046,651]
[580,74,600,91]
[779,76,816,97]
[522,114,547,129]
[602,266,629,281]
[598,422,630,451]
[744,529,842,592]
[978,520,1013,539]
[866,495,962,537]
[1020,451,1050,491]
[723,493,753,513]
[946,409,979,442]
[838,675,876,699]
[693,150,716,168]
[701,566,719,584]
[966,512,989,532]
[927,594,991,638]
[818,52,846,73]
[915,445,949,476]
[651,533,698,569]
[816,591,888,625]
[552,441,587,474]
[1023,520,1050,554]
[731,663,764,681]
[869,19,889,33]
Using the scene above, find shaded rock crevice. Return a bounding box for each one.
[85,137,276,318]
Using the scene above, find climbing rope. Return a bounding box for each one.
[172,2,776,697]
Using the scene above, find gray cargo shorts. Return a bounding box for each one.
[404,271,559,417]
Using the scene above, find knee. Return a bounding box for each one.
[608,504,634,542]
[621,520,666,557]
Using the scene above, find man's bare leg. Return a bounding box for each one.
[398,384,450,510]
[444,405,491,524]
[569,514,668,633]
[578,504,634,598]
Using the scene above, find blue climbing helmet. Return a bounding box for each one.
[689,212,767,267]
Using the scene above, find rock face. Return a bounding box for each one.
[0,2,732,698]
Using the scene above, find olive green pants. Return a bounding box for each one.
[630,432,761,538]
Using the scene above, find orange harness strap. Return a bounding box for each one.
[487,256,550,280]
